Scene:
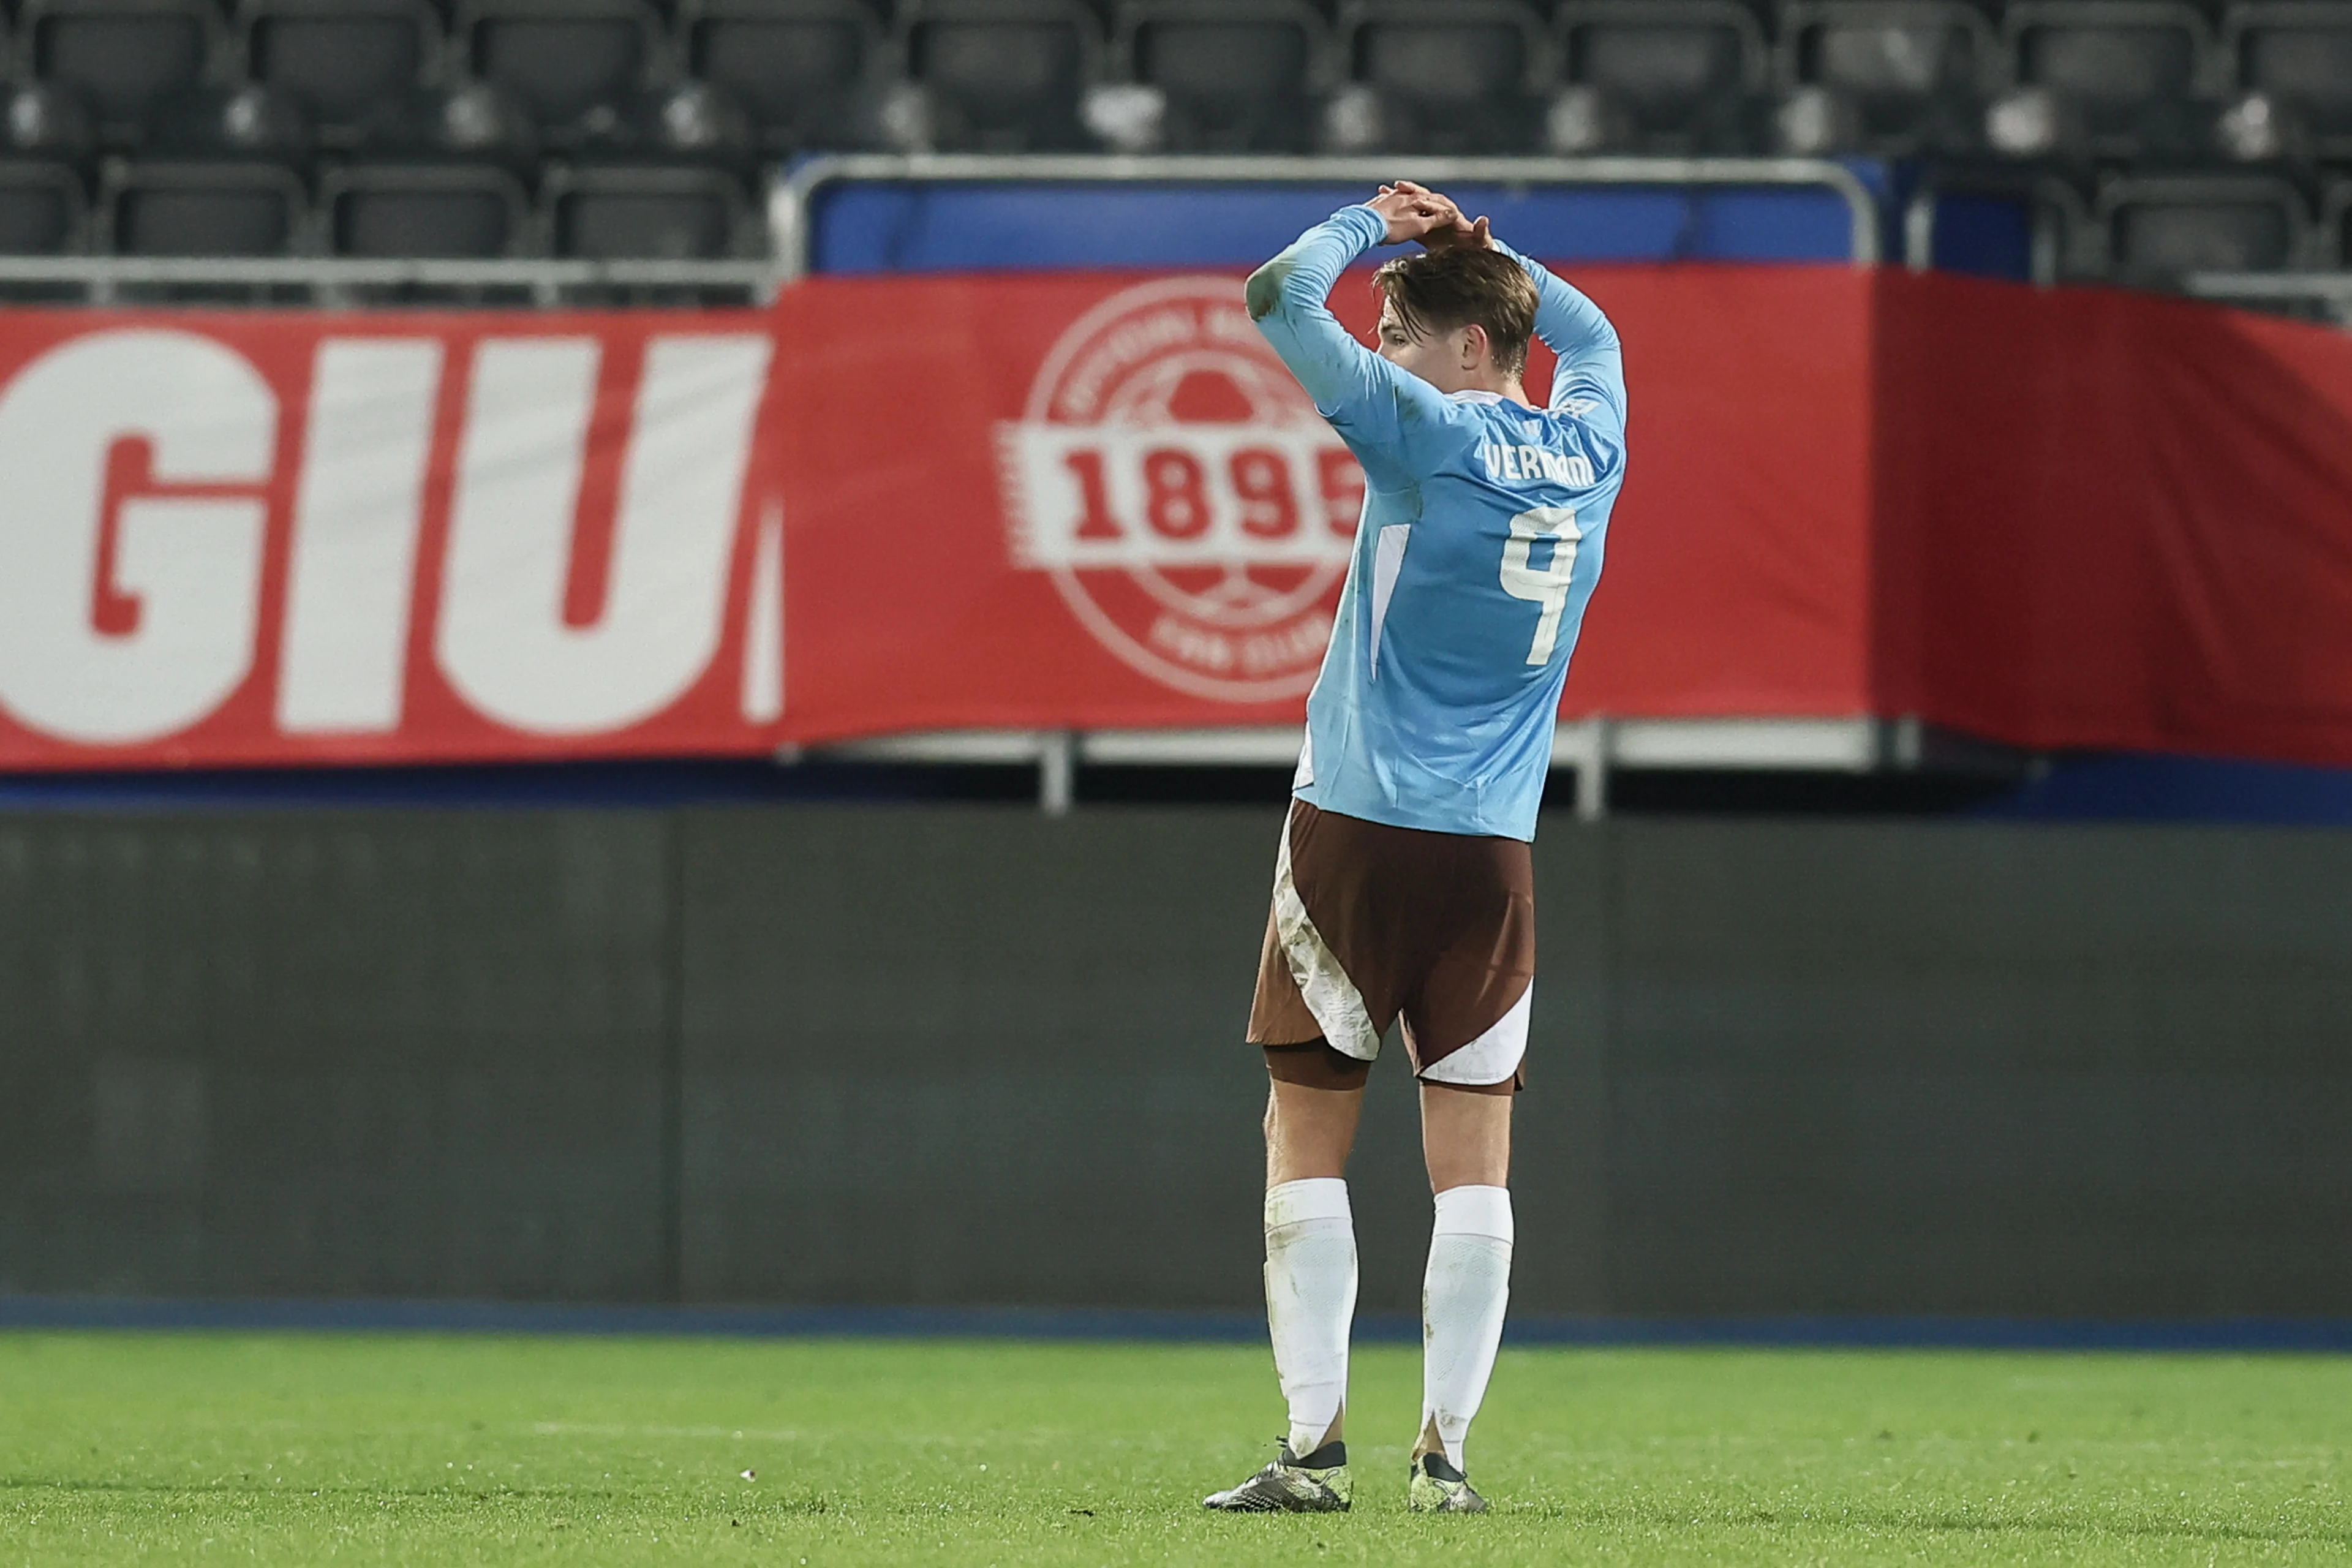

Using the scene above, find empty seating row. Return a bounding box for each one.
[6,0,2352,163]
[2084,172,2352,284]
[0,153,755,258]
[0,74,755,174]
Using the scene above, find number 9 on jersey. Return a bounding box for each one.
[1499,506,1583,666]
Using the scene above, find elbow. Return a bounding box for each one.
[1577,307,1623,357]
[1245,256,1296,322]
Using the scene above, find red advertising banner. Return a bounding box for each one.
[0,311,784,769]
[8,268,2352,771]
[771,263,1880,742]
[1875,270,2352,767]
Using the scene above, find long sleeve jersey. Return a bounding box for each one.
[1246,203,1628,841]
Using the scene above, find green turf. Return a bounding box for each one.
[2,1332,2346,1565]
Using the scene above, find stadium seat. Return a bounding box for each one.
[0,161,91,254]
[1776,0,1996,155]
[576,81,759,174]
[353,81,543,177]
[1551,0,1763,155]
[2002,1,2215,159]
[1335,0,1549,156]
[0,80,101,179]
[678,0,889,154]
[2222,2,2352,157]
[2096,174,2310,285]
[1112,0,1332,154]
[145,83,313,163]
[899,0,1104,153]
[20,0,226,149]
[101,160,309,255]
[320,163,533,257]
[453,0,667,143]
[544,164,751,259]
[241,0,443,149]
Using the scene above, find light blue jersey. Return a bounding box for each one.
[1246,203,1628,842]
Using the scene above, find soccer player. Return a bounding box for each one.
[1202,183,1627,1516]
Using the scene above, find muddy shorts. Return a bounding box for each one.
[1247,799,1534,1095]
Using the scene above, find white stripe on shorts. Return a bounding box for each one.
[1272,815,1382,1063]
[1418,982,1530,1087]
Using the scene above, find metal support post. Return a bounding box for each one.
[1576,720,1611,823]
[1039,730,1076,816]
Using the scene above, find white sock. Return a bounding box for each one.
[1263,1177,1356,1458]
[1420,1183,1513,1474]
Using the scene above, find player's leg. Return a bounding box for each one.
[1411,1084,1513,1513]
[1212,888,1374,1509]
[1263,1071,1364,1447]
[1205,1065,1367,1512]
[1396,831,1532,1513]
[1208,802,1390,1513]
[1265,1072,1362,1186]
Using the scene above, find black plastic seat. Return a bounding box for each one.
[900,0,1103,153]
[21,0,225,148]
[0,161,90,254]
[1780,0,1994,154]
[2097,175,2309,285]
[1555,0,1762,154]
[545,164,749,259]
[146,83,314,162]
[454,0,665,141]
[2223,2,2352,156]
[1340,0,1548,155]
[0,81,102,179]
[242,0,442,148]
[1117,0,1330,154]
[354,81,543,178]
[322,163,532,257]
[680,0,887,154]
[576,81,758,175]
[102,161,309,255]
[2326,180,2352,263]
[2004,1,2214,158]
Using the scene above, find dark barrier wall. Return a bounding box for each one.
[3,806,2349,1318]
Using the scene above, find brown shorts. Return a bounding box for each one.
[1247,799,1534,1095]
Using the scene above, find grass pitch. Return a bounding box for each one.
[1,1331,2346,1566]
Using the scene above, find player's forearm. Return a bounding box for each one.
[1246,205,1387,407]
[1494,238,1621,379]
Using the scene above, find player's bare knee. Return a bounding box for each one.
[1421,1082,1513,1189]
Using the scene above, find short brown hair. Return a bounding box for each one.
[1371,247,1539,377]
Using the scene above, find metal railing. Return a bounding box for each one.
[1900,172,2085,285]
[813,716,2026,820]
[2181,271,2352,324]
[777,152,1886,281]
[0,154,1881,302]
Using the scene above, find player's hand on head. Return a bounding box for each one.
[1414,197,1493,255]
[1381,182,1492,252]
[1368,184,1449,246]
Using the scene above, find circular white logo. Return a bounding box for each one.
[995,276,1363,703]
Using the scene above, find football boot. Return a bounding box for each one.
[1406,1450,1487,1513]
[1202,1439,1352,1512]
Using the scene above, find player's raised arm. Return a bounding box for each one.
[1245,190,1452,471]
[1494,238,1625,435]
[1398,183,1626,439]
